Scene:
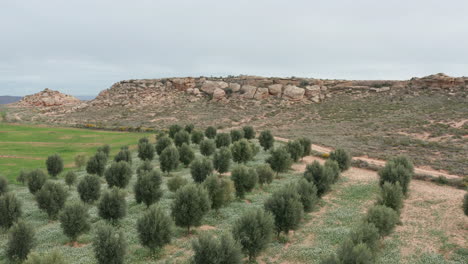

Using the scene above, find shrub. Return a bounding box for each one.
[335,240,374,264]
[137,160,153,177]
[205,126,217,139]
[134,170,163,208]
[349,222,380,252]
[200,139,216,156]
[160,146,180,175]
[0,175,8,195]
[232,209,274,261]
[286,140,304,162]
[266,147,292,176]
[231,165,258,198]
[256,164,274,186]
[324,159,341,183]
[178,143,195,167]
[104,161,132,189]
[138,142,155,161]
[59,202,91,242]
[64,171,77,189]
[190,157,213,183]
[365,205,399,237]
[304,161,333,197]
[137,205,173,252]
[296,178,318,212]
[174,131,191,147]
[93,224,126,264]
[377,182,404,213]
[17,170,28,185]
[378,161,412,195]
[155,135,173,155]
[184,123,195,133]
[464,193,468,216]
[0,193,22,228]
[86,152,107,176]
[259,130,274,151]
[243,126,255,140]
[230,129,244,142]
[98,187,127,223]
[203,175,234,211]
[329,148,351,171]
[24,251,65,264]
[231,139,254,163]
[391,155,414,173]
[171,184,210,233]
[213,147,232,174]
[139,137,149,144]
[114,146,131,163]
[215,132,232,148]
[264,184,303,235]
[74,154,87,168]
[97,144,111,157]
[298,137,312,158]
[46,154,64,178]
[167,175,188,192]
[192,233,242,264]
[35,181,68,219]
[27,169,47,194]
[77,175,101,204]
[6,221,35,262]
[191,130,205,144]
[169,124,183,139]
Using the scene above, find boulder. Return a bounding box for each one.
[268,84,283,96]
[254,88,269,100]
[228,83,241,92]
[201,80,229,94]
[283,85,305,100]
[240,85,257,99]
[304,85,321,98]
[212,88,226,101]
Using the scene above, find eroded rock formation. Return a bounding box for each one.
[14,88,81,107]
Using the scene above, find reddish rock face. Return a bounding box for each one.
[15,88,81,107]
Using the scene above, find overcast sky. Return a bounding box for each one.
[1,0,467,96]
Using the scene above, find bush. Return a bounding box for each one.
[159,146,180,175]
[464,193,468,216]
[259,130,274,151]
[264,184,303,235]
[231,165,258,198]
[27,169,48,194]
[0,193,22,228]
[205,126,217,139]
[86,152,108,176]
[203,175,234,211]
[231,139,254,163]
[6,221,35,262]
[190,157,213,183]
[104,161,132,189]
[0,175,8,195]
[136,160,153,177]
[139,137,149,144]
[378,161,412,195]
[171,184,211,233]
[168,124,182,139]
[134,170,163,208]
[93,224,126,264]
[298,137,312,158]
[59,202,90,242]
[35,181,68,219]
[377,182,404,213]
[365,205,399,237]
[184,123,194,133]
[200,139,216,156]
[77,175,101,204]
[192,233,242,264]
[174,130,191,147]
[191,130,205,144]
[243,126,255,140]
[138,142,155,161]
[17,170,28,185]
[98,187,127,223]
[64,171,77,189]
[230,129,244,142]
[296,178,318,212]
[74,154,87,168]
[178,143,195,167]
[167,175,188,192]
[24,251,65,264]
[266,147,293,176]
[304,161,333,197]
[256,164,274,186]
[324,159,341,183]
[46,154,64,178]
[286,140,304,162]
[329,148,351,171]
[391,155,414,173]
[213,147,232,174]
[137,205,173,252]
[114,146,131,163]
[97,144,111,157]
[155,135,173,155]
[335,240,374,264]
[215,132,232,148]
[232,209,274,261]
[349,222,380,252]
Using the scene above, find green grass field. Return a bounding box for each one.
[0,123,150,182]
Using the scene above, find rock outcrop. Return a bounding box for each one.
[409,73,467,91]
[14,88,80,107]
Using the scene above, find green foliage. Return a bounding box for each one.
[231,139,254,163]
[93,224,127,264]
[215,132,232,148]
[24,251,65,264]
[98,187,127,223]
[64,171,77,189]
[27,169,48,194]
[377,182,404,213]
[304,161,333,197]
[205,126,217,139]
[178,143,195,167]
[203,175,234,211]
[169,124,183,139]
[258,130,274,151]
[256,164,274,186]
[0,192,22,228]
[349,222,380,252]
[155,135,173,155]
[296,178,318,212]
[171,184,211,233]
[243,126,255,140]
[0,175,8,195]
[104,161,132,188]
[137,205,173,252]
[286,140,304,162]
[46,154,64,178]
[17,170,28,185]
[167,175,188,192]
[174,130,191,147]
[324,159,341,183]
[191,130,205,144]
[159,146,180,174]
[232,209,274,261]
[138,142,155,161]
[335,240,374,264]
[74,154,87,168]
[298,137,312,157]
[329,148,351,171]
[86,151,108,176]
[136,160,153,177]
[184,123,195,133]
[365,205,399,237]
[134,170,163,208]
[190,157,213,183]
[213,147,232,174]
[192,233,242,264]
[6,221,35,262]
[464,193,468,216]
[378,160,413,195]
[230,129,244,142]
[139,137,149,144]
[266,147,292,175]
[97,144,111,158]
[391,155,414,173]
[264,184,303,235]
[59,202,90,241]
[200,139,216,156]
[114,146,131,163]
[35,181,68,219]
[77,175,101,204]
[231,165,258,198]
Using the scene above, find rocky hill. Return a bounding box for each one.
[13,88,81,107]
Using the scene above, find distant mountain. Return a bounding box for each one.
[75,95,96,101]
[0,96,22,104]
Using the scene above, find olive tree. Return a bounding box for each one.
[0,193,22,228]
[191,130,205,144]
[138,142,155,161]
[378,161,412,196]
[64,171,77,189]
[295,178,318,212]
[178,143,195,167]
[97,145,111,158]
[0,175,8,195]
[213,147,232,174]
[174,130,191,147]
[6,221,35,262]
[256,164,274,186]
[231,165,258,198]
[298,137,312,158]
[137,205,173,252]
[93,224,126,264]
[168,124,183,139]
[365,205,399,237]
[98,187,127,223]
[258,130,274,151]
[190,157,213,183]
[205,126,217,139]
[27,169,48,194]
[86,152,107,176]
[171,184,211,234]
[155,135,173,155]
[167,175,188,192]
[215,132,232,148]
[104,161,132,189]
[286,140,304,162]
[77,175,101,204]
[184,123,195,133]
[159,146,180,175]
[243,126,255,140]
[192,233,242,264]
[266,147,292,176]
[329,148,351,172]
[231,139,254,163]
[203,175,234,211]
[59,202,91,242]
[200,139,216,156]
[46,154,64,178]
[134,170,163,208]
[114,146,131,163]
[35,181,68,219]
